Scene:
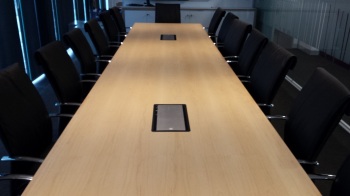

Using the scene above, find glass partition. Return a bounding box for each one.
[255,0,350,65]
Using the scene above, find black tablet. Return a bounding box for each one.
[152,104,190,132]
[160,34,176,40]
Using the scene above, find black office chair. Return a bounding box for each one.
[268,68,350,173]
[84,19,119,57]
[155,3,181,23]
[211,12,239,43]
[109,7,128,41]
[218,19,252,57]
[0,63,56,194]
[63,28,109,74]
[226,28,268,76]
[99,11,122,43]
[242,41,297,114]
[309,154,350,196]
[206,7,226,37]
[35,41,95,133]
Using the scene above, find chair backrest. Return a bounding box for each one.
[217,12,239,43]
[109,7,126,33]
[207,7,226,36]
[155,3,181,23]
[232,28,268,76]
[248,41,297,112]
[35,41,83,104]
[63,28,97,74]
[99,11,120,42]
[330,155,350,196]
[284,67,350,162]
[84,19,113,56]
[221,19,252,57]
[0,63,52,158]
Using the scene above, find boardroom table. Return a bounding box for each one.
[23,23,320,195]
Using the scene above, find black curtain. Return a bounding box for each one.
[0,0,23,69]
[22,0,55,79]
[75,0,86,21]
[0,0,80,79]
[35,0,56,46]
[57,1,74,38]
[34,0,75,43]
[33,0,74,78]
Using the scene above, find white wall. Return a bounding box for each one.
[109,0,253,8]
[109,0,122,7]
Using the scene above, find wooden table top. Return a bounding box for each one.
[23,23,320,195]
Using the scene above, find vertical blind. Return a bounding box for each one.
[0,0,96,80]
[0,0,23,70]
[255,0,350,66]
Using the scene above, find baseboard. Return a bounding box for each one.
[297,41,319,56]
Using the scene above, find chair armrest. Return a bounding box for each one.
[80,73,100,81]
[109,41,122,45]
[1,156,43,163]
[0,174,33,181]
[240,79,250,83]
[118,32,128,37]
[237,75,250,80]
[55,102,81,107]
[96,59,111,63]
[206,31,217,37]
[108,44,120,48]
[308,173,336,180]
[298,159,320,166]
[266,115,288,120]
[81,79,97,83]
[215,43,224,48]
[80,73,101,77]
[225,56,239,64]
[257,103,274,108]
[209,35,217,43]
[49,113,74,118]
[224,56,239,60]
[99,55,114,59]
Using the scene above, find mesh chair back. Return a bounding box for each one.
[0,63,52,158]
[84,19,115,56]
[99,11,120,42]
[207,7,226,36]
[63,28,97,74]
[331,155,350,196]
[35,41,82,104]
[155,3,181,23]
[284,67,350,162]
[216,12,239,43]
[232,28,268,76]
[0,63,53,194]
[221,19,252,57]
[109,7,127,33]
[248,41,297,113]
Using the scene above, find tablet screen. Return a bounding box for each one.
[152,104,190,132]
